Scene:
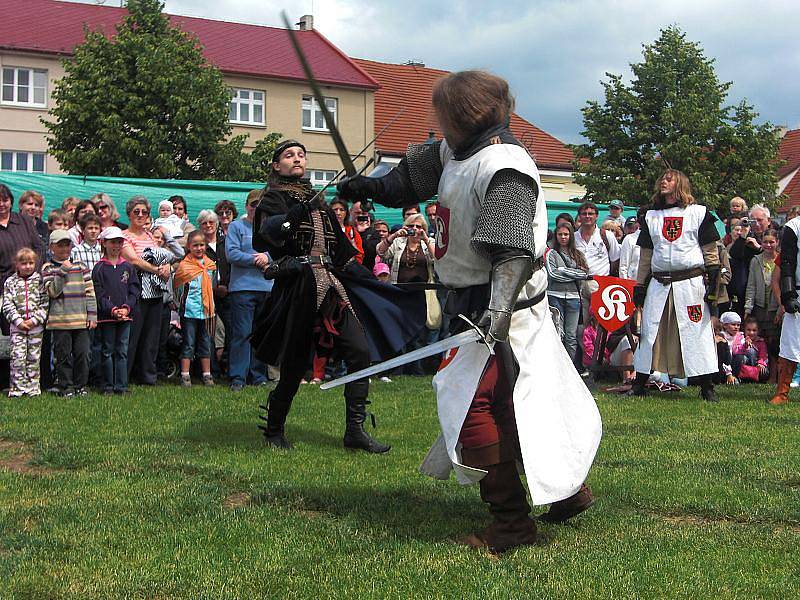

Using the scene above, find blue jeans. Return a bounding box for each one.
[181,317,211,360]
[98,320,131,392]
[228,291,268,385]
[549,296,581,360]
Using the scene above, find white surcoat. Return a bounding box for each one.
[420,141,602,505]
[633,204,717,376]
[779,218,800,361]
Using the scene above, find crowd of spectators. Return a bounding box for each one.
[0,179,796,396]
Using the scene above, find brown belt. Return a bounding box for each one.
[652,267,704,284]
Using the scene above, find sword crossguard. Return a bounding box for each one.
[457,313,495,355]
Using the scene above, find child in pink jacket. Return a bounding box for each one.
[731,318,769,383]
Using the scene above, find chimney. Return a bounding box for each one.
[777,125,789,138]
[404,60,425,67]
[298,15,314,31]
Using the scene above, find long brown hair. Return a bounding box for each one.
[550,222,588,271]
[432,70,514,140]
[651,169,695,208]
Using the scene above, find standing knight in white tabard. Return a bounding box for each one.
[338,71,602,554]
[631,169,722,400]
[769,216,800,405]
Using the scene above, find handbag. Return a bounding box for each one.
[425,289,442,330]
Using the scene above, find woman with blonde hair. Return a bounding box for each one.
[631,169,722,400]
[376,213,435,284]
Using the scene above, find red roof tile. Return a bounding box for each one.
[778,129,800,212]
[353,58,576,170]
[0,0,378,89]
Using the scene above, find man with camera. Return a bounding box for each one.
[349,201,381,271]
[728,204,771,315]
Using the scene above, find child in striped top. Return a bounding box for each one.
[42,229,97,397]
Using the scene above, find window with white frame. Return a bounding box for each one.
[308,169,337,187]
[0,151,46,173]
[302,95,337,131]
[1,67,47,107]
[229,88,265,125]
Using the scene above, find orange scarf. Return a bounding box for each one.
[174,255,217,321]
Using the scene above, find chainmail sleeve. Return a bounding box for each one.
[471,169,539,258]
[405,141,444,201]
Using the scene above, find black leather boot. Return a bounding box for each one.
[258,391,293,449]
[698,374,718,402]
[628,372,650,397]
[343,396,390,454]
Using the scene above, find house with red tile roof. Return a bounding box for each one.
[353,58,586,202]
[777,129,800,214]
[0,0,376,181]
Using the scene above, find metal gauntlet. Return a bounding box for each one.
[479,255,534,344]
[780,275,800,314]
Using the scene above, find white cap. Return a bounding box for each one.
[720,311,741,325]
[98,226,125,241]
[159,200,173,211]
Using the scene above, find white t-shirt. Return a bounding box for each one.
[575,226,620,276]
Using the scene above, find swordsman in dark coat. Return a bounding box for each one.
[251,140,425,453]
[338,71,602,554]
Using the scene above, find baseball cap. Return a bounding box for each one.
[625,216,638,226]
[373,261,390,277]
[720,311,742,325]
[99,226,126,241]
[48,230,71,244]
[609,199,624,208]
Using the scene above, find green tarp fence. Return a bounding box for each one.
[0,171,648,230]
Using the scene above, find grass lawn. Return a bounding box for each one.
[1,378,798,598]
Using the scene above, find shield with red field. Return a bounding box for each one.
[590,276,637,333]
[662,217,684,242]
[687,304,702,323]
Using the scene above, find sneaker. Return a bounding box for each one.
[180,375,192,388]
[75,388,89,396]
[59,389,74,398]
[230,382,244,392]
[379,376,393,383]
[202,374,215,387]
[102,388,114,396]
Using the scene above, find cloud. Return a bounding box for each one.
[73,0,800,143]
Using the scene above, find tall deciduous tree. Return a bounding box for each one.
[573,26,781,211]
[43,0,272,181]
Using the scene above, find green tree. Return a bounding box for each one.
[43,0,274,181]
[573,26,782,211]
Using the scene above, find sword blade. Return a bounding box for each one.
[281,12,356,176]
[319,329,483,390]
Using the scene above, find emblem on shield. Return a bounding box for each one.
[433,204,449,259]
[662,217,684,242]
[590,275,636,333]
[687,304,702,323]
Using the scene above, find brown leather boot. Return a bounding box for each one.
[769,357,797,405]
[537,483,595,523]
[461,461,538,554]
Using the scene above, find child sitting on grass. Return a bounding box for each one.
[731,318,769,383]
[173,231,216,387]
[2,248,48,397]
[42,229,97,397]
[93,227,140,395]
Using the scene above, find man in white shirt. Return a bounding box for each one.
[619,216,641,280]
[575,200,621,331]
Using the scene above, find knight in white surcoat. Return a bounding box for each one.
[631,169,721,400]
[769,216,800,405]
[338,70,602,554]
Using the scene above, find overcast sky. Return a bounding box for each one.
[84,0,799,144]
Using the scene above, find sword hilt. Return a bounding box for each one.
[457,313,495,356]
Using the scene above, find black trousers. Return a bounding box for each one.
[52,329,90,390]
[270,305,371,425]
[127,298,163,385]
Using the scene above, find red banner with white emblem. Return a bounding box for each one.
[590,276,636,333]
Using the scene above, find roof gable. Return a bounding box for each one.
[0,0,378,89]
[353,58,575,170]
[779,129,800,212]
